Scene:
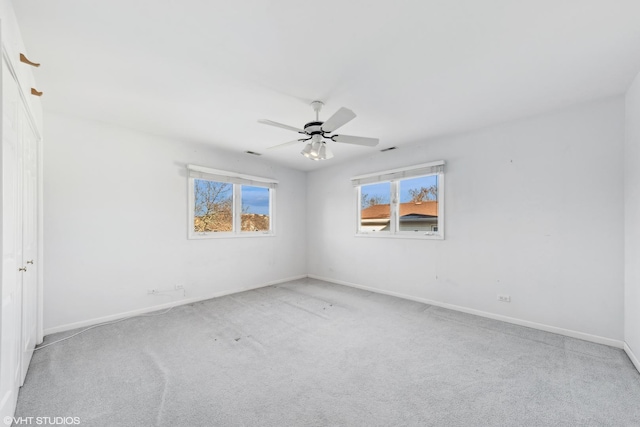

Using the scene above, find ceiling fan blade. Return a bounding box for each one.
[258,119,305,133]
[332,134,379,147]
[266,139,307,150]
[321,107,356,133]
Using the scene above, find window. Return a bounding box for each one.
[360,182,391,232]
[188,165,277,238]
[241,186,270,232]
[353,161,444,239]
[194,179,233,232]
[398,175,438,232]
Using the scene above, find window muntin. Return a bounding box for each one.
[188,165,276,238]
[353,161,444,239]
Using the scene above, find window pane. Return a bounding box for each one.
[193,179,233,232]
[398,175,438,232]
[360,182,391,232]
[241,186,270,232]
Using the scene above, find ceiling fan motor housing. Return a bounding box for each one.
[303,121,324,136]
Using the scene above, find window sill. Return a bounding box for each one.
[189,232,275,240]
[355,232,444,240]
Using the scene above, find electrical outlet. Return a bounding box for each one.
[175,284,184,290]
[147,289,158,295]
[497,294,511,302]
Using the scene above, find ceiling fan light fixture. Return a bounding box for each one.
[310,140,323,157]
[301,143,314,158]
[301,140,333,161]
[319,143,333,160]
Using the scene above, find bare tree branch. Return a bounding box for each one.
[194,180,233,232]
[361,193,386,208]
[408,185,437,202]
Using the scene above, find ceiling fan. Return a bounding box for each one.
[258,101,379,161]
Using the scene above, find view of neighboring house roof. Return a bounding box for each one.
[361,201,438,219]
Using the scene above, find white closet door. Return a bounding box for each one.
[20,103,38,386]
[0,59,23,418]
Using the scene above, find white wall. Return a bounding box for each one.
[44,96,630,346]
[43,112,307,333]
[625,73,640,368]
[307,97,625,343]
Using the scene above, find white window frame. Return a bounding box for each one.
[352,161,445,240]
[187,165,277,239]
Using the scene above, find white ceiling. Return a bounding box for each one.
[12,0,640,171]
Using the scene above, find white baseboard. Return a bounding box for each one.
[44,275,308,336]
[308,274,625,349]
[625,343,640,373]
